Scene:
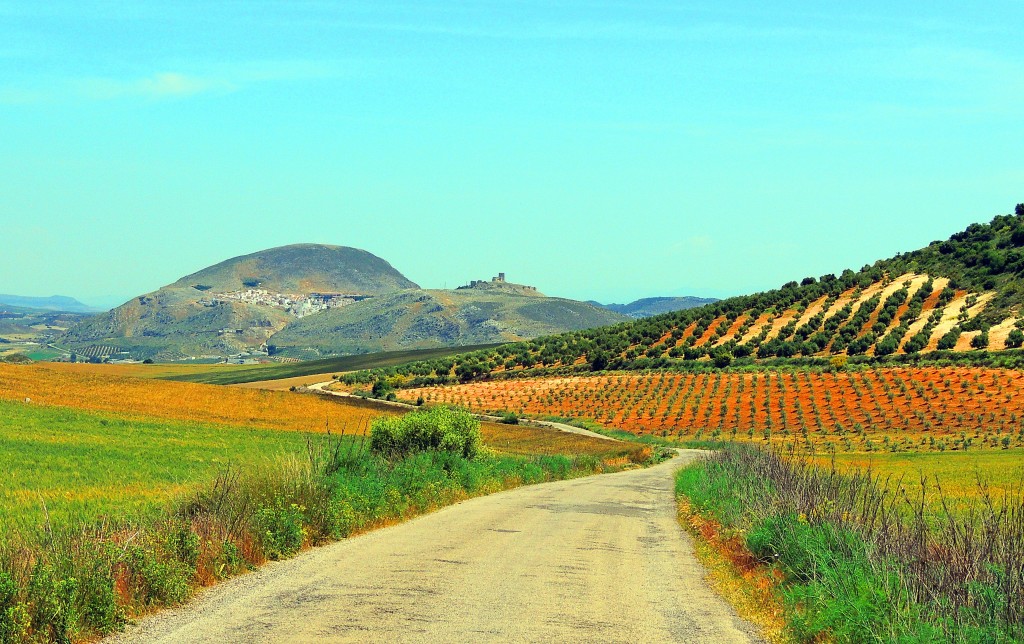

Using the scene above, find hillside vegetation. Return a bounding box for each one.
[348,204,1024,383]
[267,288,629,359]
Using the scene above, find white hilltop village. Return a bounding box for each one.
[198,289,372,318]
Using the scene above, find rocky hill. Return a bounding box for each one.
[170,244,418,294]
[59,244,419,360]
[58,247,630,361]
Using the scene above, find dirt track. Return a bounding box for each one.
[108,451,760,643]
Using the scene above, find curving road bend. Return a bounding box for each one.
[108,451,761,643]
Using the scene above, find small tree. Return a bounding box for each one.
[371,379,395,399]
[712,350,733,368]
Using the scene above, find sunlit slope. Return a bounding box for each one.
[267,288,630,359]
[350,204,1024,379]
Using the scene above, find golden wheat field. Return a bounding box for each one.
[0,363,383,435]
[0,362,630,456]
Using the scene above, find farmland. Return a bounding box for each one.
[0,363,640,525]
[815,449,1024,513]
[0,363,383,435]
[399,366,1024,453]
[163,344,505,385]
[0,399,324,526]
[22,344,506,385]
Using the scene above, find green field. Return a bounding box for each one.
[0,399,324,526]
[164,344,505,385]
[0,381,652,641]
[822,449,1024,512]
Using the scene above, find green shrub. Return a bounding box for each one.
[370,407,481,459]
[937,328,961,350]
[171,526,201,569]
[27,564,78,643]
[213,541,245,580]
[125,546,191,606]
[0,570,29,644]
[254,502,306,560]
[78,564,120,635]
[746,515,855,583]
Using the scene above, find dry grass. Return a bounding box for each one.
[677,499,790,643]
[1,363,627,456]
[231,373,339,391]
[0,363,386,435]
[480,421,645,459]
[42,361,233,379]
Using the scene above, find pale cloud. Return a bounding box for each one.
[75,72,234,100]
[0,86,47,104]
[671,235,714,254]
[0,61,357,105]
[308,18,828,43]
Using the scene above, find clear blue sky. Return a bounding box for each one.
[2,1,1022,309]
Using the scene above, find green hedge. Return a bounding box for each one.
[370,406,481,459]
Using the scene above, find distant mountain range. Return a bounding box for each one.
[55,245,712,361]
[591,296,719,318]
[0,294,100,313]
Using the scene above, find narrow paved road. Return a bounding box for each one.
[110,452,760,643]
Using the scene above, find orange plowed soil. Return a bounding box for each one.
[403,367,1024,452]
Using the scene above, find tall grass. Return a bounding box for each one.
[0,432,632,643]
[677,445,1024,642]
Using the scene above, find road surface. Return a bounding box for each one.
[109,451,760,643]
